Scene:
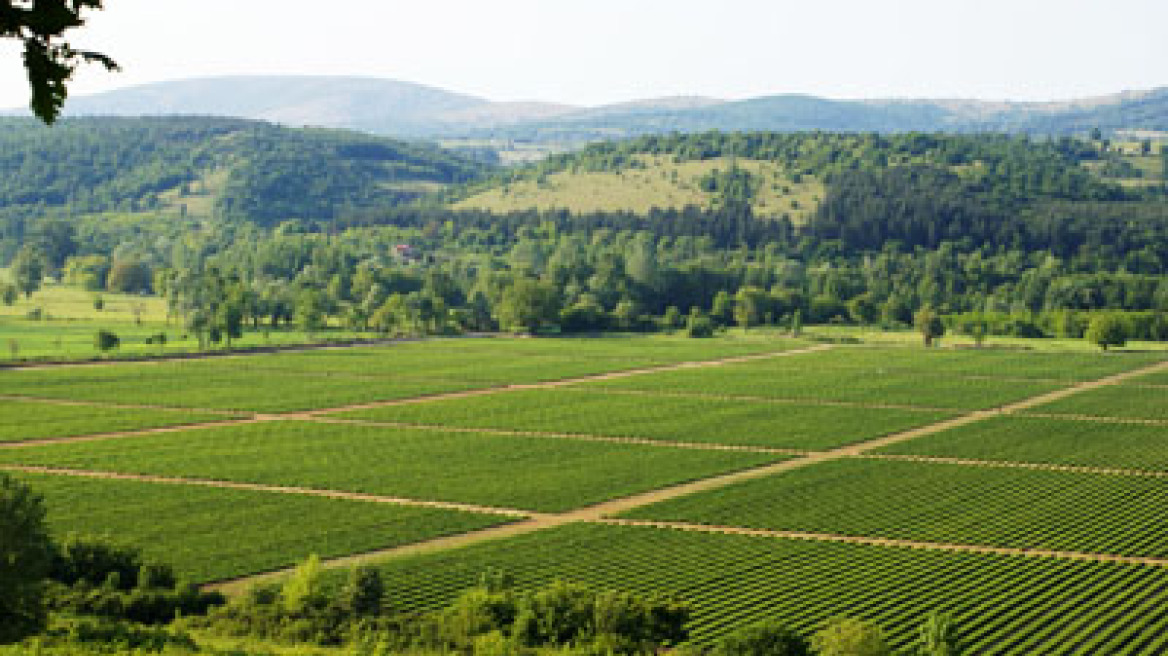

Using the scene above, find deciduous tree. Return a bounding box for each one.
[0,473,53,643]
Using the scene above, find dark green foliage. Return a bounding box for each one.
[686,312,714,338]
[50,536,146,590]
[0,0,118,123]
[380,579,690,654]
[46,617,197,653]
[914,307,945,347]
[712,621,810,656]
[0,116,483,234]
[93,329,119,352]
[1086,313,1128,350]
[914,611,963,656]
[0,473,53,643]
[44,535,223,625]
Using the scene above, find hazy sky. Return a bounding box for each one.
[1,0,1165,108]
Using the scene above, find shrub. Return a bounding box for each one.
[94,330,120,352]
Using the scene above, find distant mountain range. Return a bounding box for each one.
[6,75,1168,144]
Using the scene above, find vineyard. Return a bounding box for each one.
[331,522,1168,653]
[0,398,232,443]
[585,358,1065,409]
[10,471,507,582]
[332,388,953,450]
[1032,384,1168,420]
[878,415,1168,471]
[3,334,1168,653]
[0,420,781,512]
[619,458,1168,557]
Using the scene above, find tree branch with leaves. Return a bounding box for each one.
[1,0,117,123]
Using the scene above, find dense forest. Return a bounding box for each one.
[4,122,1168,344]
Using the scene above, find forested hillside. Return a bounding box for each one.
[3,124,1167,348]
[0,116,484,260]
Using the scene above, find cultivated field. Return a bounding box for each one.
[4,333,1168,652]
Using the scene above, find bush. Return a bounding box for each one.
[94,330,120,352]
[685,315,715,338]
[713,620,809,656]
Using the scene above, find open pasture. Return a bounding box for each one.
[0,316,381,362]
[0,421,782,513]
[876,415,1168,471]
[620,458,1168,558]
[585,354,1064,410]
[345,521,1168,653]
[10,471,507,583]
[1032,384,1168,421]
[331,388,954,451]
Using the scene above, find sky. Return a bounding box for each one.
[1,0,1166,108]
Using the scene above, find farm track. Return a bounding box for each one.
[293,343,836,416]
[551,387,959,413]
[0,464,538,518]
[862,453,1168,478]
[600,519,1168,568]
[0,335,444,371]
[13,344,1168,594]
[292,415,809,455]
[203,354,1168,592]
[0,343,834,449]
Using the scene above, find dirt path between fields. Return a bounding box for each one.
[0,343,832,449]
[1,464,538,518]
[201,354,1168,594]
[601,519,1168,568]
[0,335,451,371]
[294,344,836,416]
[863,453,1168,478]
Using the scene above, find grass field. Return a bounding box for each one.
[876,415,1168,471]
[0,421,783,512]
[0,399,233,443]
[338,522,1168,653]
[11,471,507,583]
[331,388,953,450]
[621,458,1168,557]
[454,155,824,221]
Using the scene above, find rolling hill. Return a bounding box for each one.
[11,76,1166,147]
[0,115,485,229]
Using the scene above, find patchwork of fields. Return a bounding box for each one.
[3,333,1168,652]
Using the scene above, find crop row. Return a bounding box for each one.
[878,415,1168,471]
[0,336,808,412]
[774,347,1166,381]
[332,388,953,451]
[621,458,1168,558]
[0,421,782,512]
[1031,384,1168,421]
[11,471,507,583]
[0,399,232,443]
[585,360,1063,410]
[0,364,486,412]
[343,522,1168,653]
